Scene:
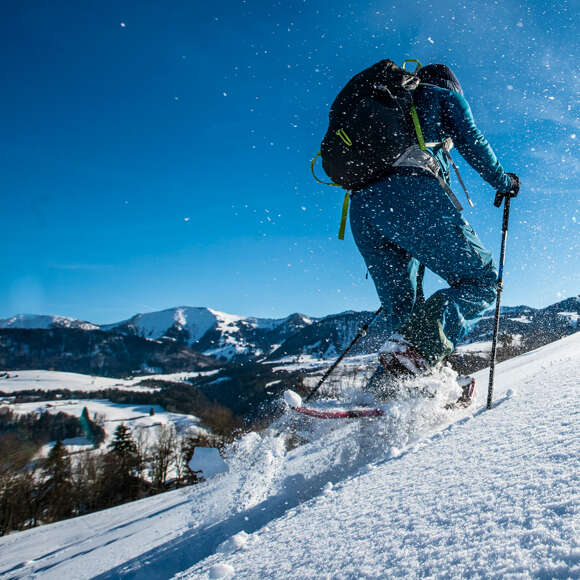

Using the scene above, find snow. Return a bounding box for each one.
[283,389,302,407]
[0,368,219,394]
[0,333,578,579]
[558,311,579,327]
[7,399,206,446]
[454,340,493,355]
[37,437,94,458]
[0,370,151,393]
[509,315,533,323]
[0,314,98,331]
[110,306,219,343]
[189,448,229,479]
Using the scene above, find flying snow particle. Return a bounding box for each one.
[120,22,126,28]
[507,85,514,91]
[284,390,302,408]
[516,21,524,27]
[427,36,435,44]
[570,134,576,140]
[301,206,307,211]
[222,92,228,97]
[184,217,190,222]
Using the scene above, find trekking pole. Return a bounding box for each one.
[487,191,513,410]
[305,306,383,402]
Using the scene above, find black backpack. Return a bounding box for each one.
[318,59,424,191]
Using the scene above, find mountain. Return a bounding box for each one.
[0,314,99,331]
[104,307,315,360]
[267,298,580,366]
[1,333,577,578]
[0,297,577,376]
[0,328,219,377]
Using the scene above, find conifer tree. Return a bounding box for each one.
[42,440,73,521]
[104,424,141,503]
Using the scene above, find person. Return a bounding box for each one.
[348,63,519,388]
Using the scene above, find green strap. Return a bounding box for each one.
[335,128,352,146]
[338,191,350,240]
[403,59,426,150]
[402,59,423,72]
[310,151,350,240]
[311,151,341,187]
[410,104,426,150]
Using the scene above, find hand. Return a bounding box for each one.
[494,173,520,207]
[507,173,520,196]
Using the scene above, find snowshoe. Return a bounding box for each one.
[445,376,476,410]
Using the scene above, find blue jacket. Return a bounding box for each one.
[413,85,512,193]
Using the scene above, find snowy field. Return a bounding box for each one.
[0,333,578,579]
[7,398,207,450]
[0,369,220,394]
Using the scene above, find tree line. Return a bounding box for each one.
[0,419,216,536]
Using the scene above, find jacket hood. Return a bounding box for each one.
[417,64,464,95]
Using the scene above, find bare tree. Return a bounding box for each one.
[149,424,176,491]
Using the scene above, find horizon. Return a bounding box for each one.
[1,1,578,323]
[2,293,578,327]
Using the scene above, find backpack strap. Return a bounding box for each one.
[338,191,350,240]
[311,151,342,187]
[402,59,427,151]
[311,151,351,240]
[409,104,426,150]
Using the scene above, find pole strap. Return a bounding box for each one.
[442,139,474,207]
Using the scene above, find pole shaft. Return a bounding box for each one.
[487,196,511,409]
[305,307,383,402]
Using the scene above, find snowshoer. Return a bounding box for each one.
[348,64,520,388]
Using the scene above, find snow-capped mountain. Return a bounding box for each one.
[0,314,99,331]
[1,297,578,376]
[1,333,577,578]
[104,307,315,361]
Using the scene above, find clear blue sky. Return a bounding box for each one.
[1,0,578,323]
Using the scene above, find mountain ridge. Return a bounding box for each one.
[1,297,578,376]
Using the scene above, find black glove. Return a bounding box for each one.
[494,173,520,207]
[507,173,520,196]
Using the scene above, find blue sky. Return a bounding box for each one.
[0,0,577,323]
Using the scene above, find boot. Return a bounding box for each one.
[378,334,431,379]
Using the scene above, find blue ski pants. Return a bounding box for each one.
[350,171,497,364]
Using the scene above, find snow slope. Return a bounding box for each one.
[0,334,578,579]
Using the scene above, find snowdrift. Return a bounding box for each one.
[0,333,578,579]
